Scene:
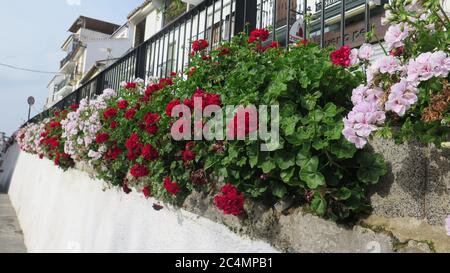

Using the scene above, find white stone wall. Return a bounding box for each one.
[1,144,276,253]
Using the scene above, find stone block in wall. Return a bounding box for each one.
[425,145,450,225]
[368,138,427,221]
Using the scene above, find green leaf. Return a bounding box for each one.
[260,158,276,173]
[300,171,326,189]
[299,156,325,189]
[310,193,327,216]
[281,116,299,136]
[357,152,387,184]
[248,149,259,168]
[272,183,287,199]
[274,150,296,170]
[330,138,357,159]
[280,167,295,183]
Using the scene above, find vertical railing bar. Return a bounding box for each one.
[286,0,291,48]
[259,0,263,28]
[196,9,201,39]
[157,37,162,78]
[272,0,277,41]
[176,24,181,73]
[181,21,187,74]
[210,0,215,50]
[152,40,157,78]
[171,27,177,74]
[219,0,224,42]
[204,5,208,40]
[228,0,233,41]
[365,0,370,37]
[320,0,325,48]
[188,14,194,68]
[303,0,307,39]
[341,0,346,46]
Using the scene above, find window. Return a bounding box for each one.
[135,19,146,46]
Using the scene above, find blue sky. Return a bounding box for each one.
[0,0,143,135]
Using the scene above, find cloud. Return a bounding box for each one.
[66,0,81,6]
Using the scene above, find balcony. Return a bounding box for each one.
[60,38,82,69]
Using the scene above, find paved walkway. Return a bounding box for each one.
[0,194,26,253]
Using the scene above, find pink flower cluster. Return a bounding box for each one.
[384,79,418,116]
[384,23,410,50]
[343,99,385,149]
[407,51,450,84]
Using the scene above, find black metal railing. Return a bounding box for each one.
[26,0,387,126]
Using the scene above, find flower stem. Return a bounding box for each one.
[373,32,388,56]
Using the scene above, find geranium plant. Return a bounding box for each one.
[342,0,450,148]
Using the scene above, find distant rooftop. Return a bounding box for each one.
[68,16,121,35]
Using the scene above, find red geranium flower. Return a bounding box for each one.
[50,121,61,128]
[103,108,118,119]
[130,163,149,178]
[218,46,230,56]
[166,99,181,117]
[117,100,129,109]
[125,82,137,89]
[192,39,209,52]
[163,177,180,195]
[214,183,245,216]
[145,125,158,135]
[105,147,122,160]
[142,186,151,198]
[248,28,270,43]
[330,45,351,67]
[124,108,137,120]
[182,149,196,162]
[159,77,174,87]
[142,143,159,161]
[95,133,109,144]
[110,121,118,129]
[70,104,79,110]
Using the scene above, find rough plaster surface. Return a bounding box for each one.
[2,145,276,253]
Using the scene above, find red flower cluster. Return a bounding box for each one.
[110,121,118,129]
[49,121,61,128]
[70,104,79,110]
[248,29,270,43]
[192,39,209,52]
[214,183,245,216]
[183,88,221,111]
[142,143,158,161]
[125,82,137,89]
[144,77,174,97]
[130,163,149,178]
[218,46,231,56]
[142,113,159,135]
[95,133,109,144]
[163,177,180,195]
[125,133,142,161]
[117,100,129,109]
[103,108,118,119]
[182,141,196,162]
[105,146,122,160]
[142,186,151,198]
[256,41,280,52]
[330,45,351,67]
[124,108,137,120]
[166,99,181,117]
